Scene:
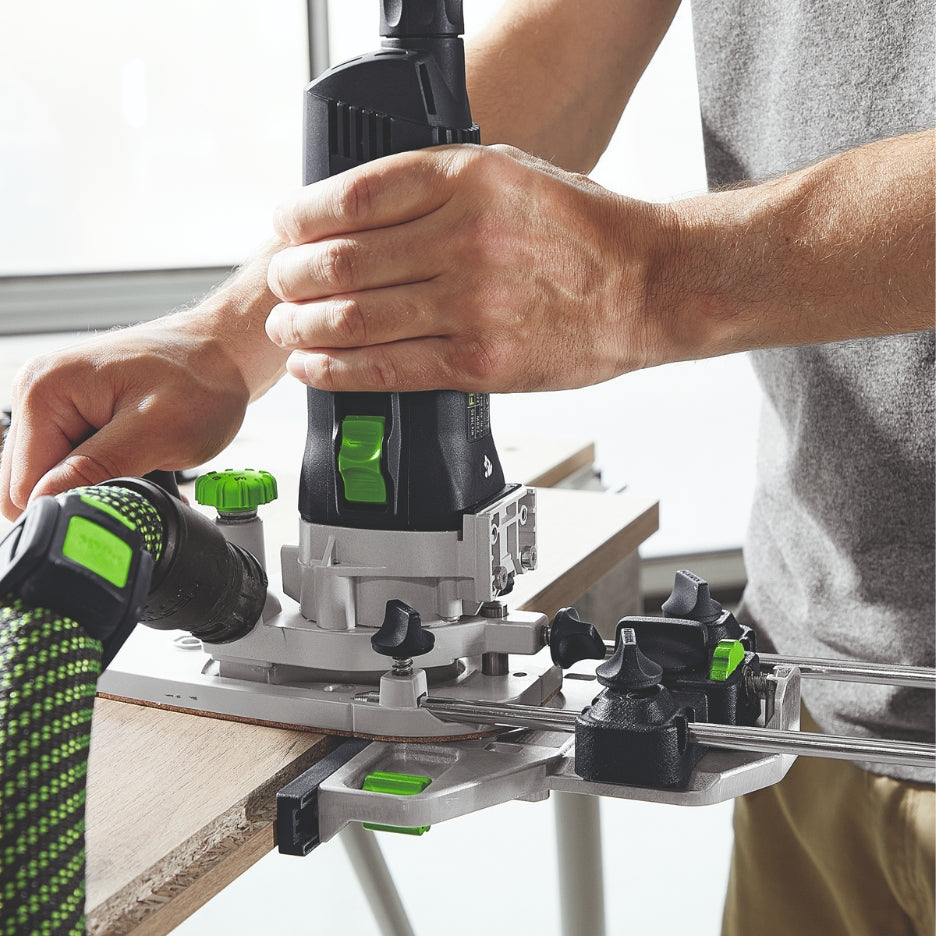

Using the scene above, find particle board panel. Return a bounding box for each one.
[84,706,335,936]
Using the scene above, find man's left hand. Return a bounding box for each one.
[265,144,669,393]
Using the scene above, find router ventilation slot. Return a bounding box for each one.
[328,101,392,161]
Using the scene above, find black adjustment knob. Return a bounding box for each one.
[371,599,435,658]
[549,608,607,669]
[661,570,723,624]
[596,627,663,692]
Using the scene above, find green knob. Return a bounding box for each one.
[195,469,278,513]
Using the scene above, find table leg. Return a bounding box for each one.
[554,791,606,936]
[340,823,417,936]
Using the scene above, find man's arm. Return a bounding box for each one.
[661,130,935,359]
[264,129,934,393]
[466,0,681,170]
[0,243,289,519]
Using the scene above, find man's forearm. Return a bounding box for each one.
[466,0,680,172]
[654,130,935,363]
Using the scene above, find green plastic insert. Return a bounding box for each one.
[709,638,746,682]
[61,515,133,588]
[195,469,278,513]
[361,770,432,836]
[338,415,388,505]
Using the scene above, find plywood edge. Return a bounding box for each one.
[87,733,337,936]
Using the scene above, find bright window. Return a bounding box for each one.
[0,0,310,275]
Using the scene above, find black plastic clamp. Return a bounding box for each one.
[276,739,372,856]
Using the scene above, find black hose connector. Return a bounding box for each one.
[103,477,267,644]
[0,491,154,668]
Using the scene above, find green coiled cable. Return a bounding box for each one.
[0,486,164,936]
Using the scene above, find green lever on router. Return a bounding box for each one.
[338,416,388,505]
[709,639,746,682]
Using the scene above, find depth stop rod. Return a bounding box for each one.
[756,654,936,689]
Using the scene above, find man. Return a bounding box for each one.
[1,1,933,933]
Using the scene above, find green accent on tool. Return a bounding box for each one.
[361,770,432,836]
[709,638,746,682]
[338,416,388,505]
[195,469,278,513]
[80,495,136,530]
[61,516,133,588]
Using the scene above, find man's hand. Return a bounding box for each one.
[0,249,289,520]
[0,319,249,520]
[266,145,670,393]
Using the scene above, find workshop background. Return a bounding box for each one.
[0,1,761,933]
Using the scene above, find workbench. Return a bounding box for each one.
[0,343,658,935]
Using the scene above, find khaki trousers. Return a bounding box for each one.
[722,708,934,936]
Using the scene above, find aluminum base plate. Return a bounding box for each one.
[98,622,563,740]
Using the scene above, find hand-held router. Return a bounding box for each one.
[1,7,932,927]
[94,0,575,741]
[300,0,509,535]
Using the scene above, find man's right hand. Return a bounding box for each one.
[0,242,290,521]
[0,314,255,520]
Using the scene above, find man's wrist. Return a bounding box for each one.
[657,131,936,363]
[660,189,766,362]
[624,195,736,371]
[188,240,291,401]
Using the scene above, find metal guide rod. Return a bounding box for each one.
[599,642,936,688]
[417,697,935,769]
[420,696,578,732]
[756,653,936,688]
[689,723,935,768]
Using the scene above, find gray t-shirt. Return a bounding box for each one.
[691,0,935,781]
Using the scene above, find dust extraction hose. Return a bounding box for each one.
[0,477,268,935]
[0,485,164,935]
